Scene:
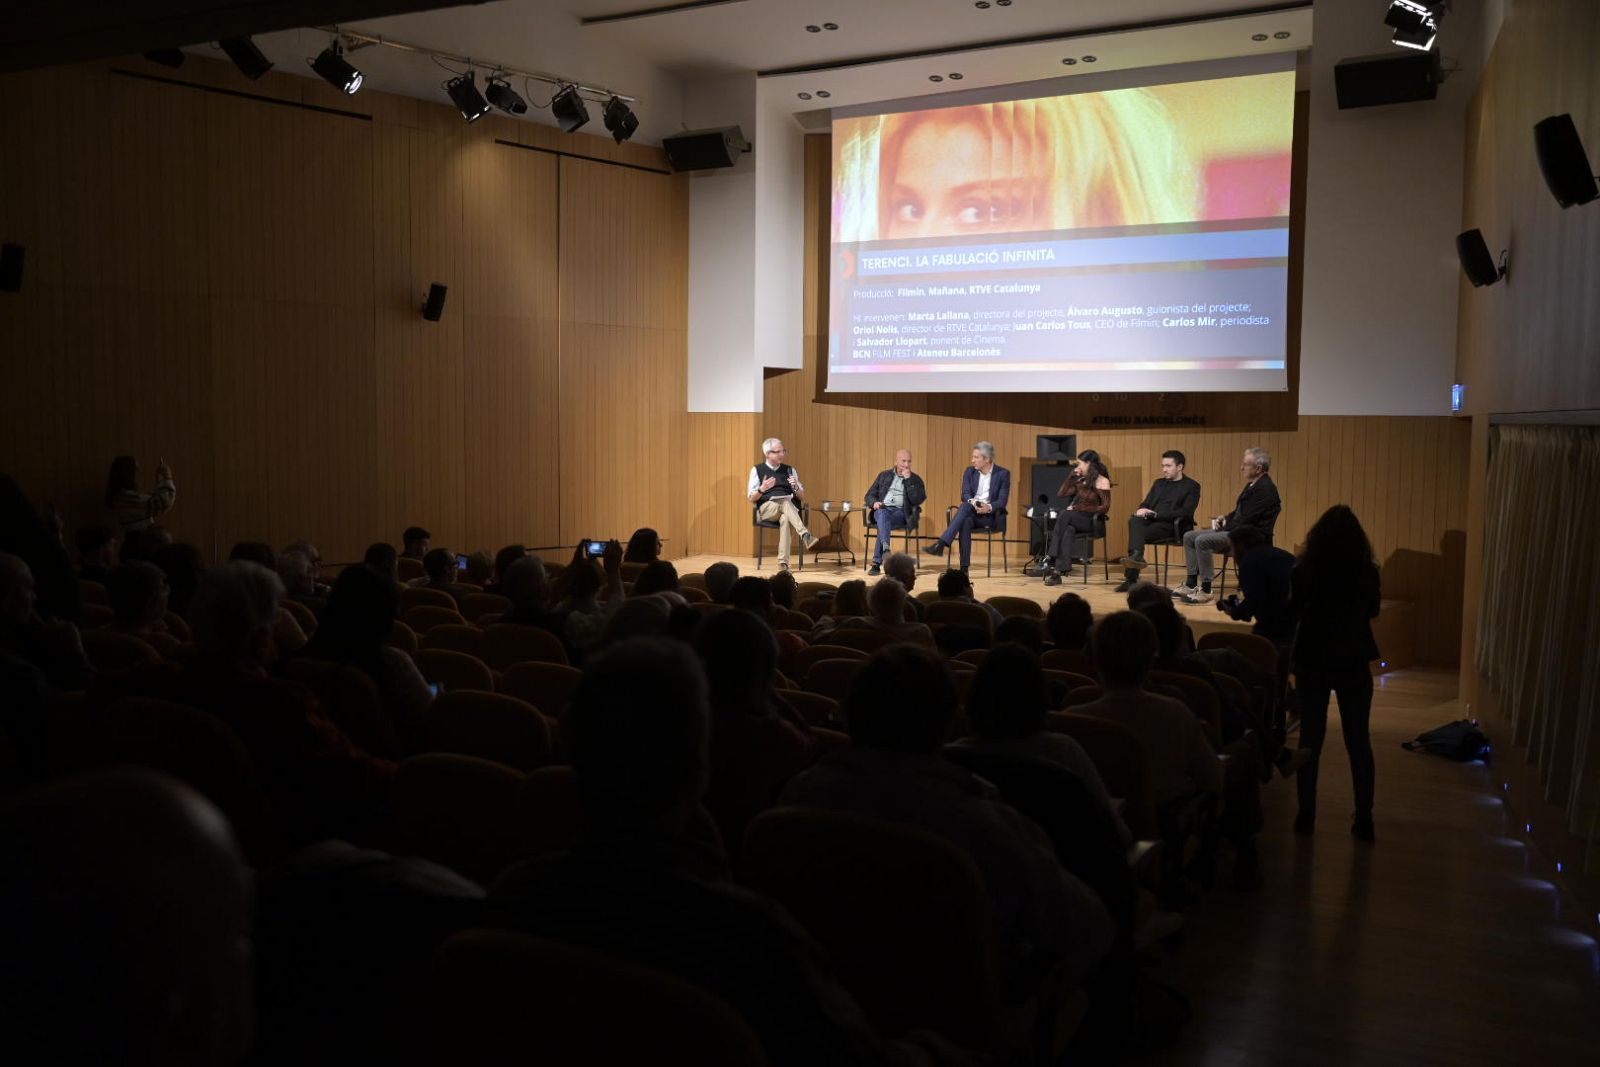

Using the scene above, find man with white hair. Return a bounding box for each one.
[747,438,818,570]
[882,552,926,621]
[1174,446,1281,604]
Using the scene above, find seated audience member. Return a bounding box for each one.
[300,565,433,755]
[704,561,740,605]
[810,579,870,642]
[1045,592,1093,651]
[632,560,680,597]
[598,594,678,647]
[420,548,468,607]
[0,770,252,1067]
[559,549,625,662]
[104,454,176,534]
[768,568,798,610]
[781,645,1114,984]
[936,568,1004,631]
[1217,525,1296,648]
[92,561,394,850]
[119,524,172,566]
[863,578,934,646]
[952,642,1129,844]
[484,544,527,597]
[0,552,93,778]
[623,527,662,564]
[694,610,816,850]
[728,576,808,669]
[278,548,330,617]
[0,475,79,624]
[364,543,399,583]
[105,561,183,658]
[500,557,559,632]
[1126,581,1172,615]
[400,526,430,561]
[462,551,493,587]
[282,540,328,591]
[882,552,926,621]
[75,522,118,584]
[151,542,204,619]
[228,542,276,568]
[1073,612,1221,808]
[485,639,892,1067]
[994,616,1045,654]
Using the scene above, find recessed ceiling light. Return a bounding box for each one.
[806,24,821,32]
[948,72,963,80]
[997,0,1012,5]
[1274,30,1292,39]
[1082,55,1098,63]
[1061,57,1077,65]
[798,91,812,100]
[975,1,991,8]
[1252,33,1269,41]
[823,22,838,30]
[929,74,944,82]
[816,89,831,97]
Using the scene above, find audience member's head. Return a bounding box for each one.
[936,568,972,599]
[188,561,284,668]
[363,542,398,581]
[401,526,431,559]
[422,548,456,586]
[1135,599,1188,666]
[1045,592,1093,650]
[277,549,318,597]
[492,544,527,585]
[282,540,322,573]
[994,615,1045,653]
[501,557,548,610]
[1299,503,1375,578]
[845,645,957,754]
[0,769,253,1067]
[632,560,679,597]
[562,559,603,603]
[307,564,400,663]
[1093,610,1158,689]
[103,455,140,506]
[767,568,797,609]
[832,579,869,617]
[151,542,204,617]
[728,576,774,618]
[107,560,168,629]
[704,561,739,604]
[967,642,1049,741]
[1225,524,1269,562]
[884,552,917,591]
[868,577,907,625]
[571,638,709,830]
[0,552,36,632]
[74,522,117,571]
[601,595,675,645]
[463,551,493,585]
[623,528,662,564]
[1125,581,1169,613]
[694,607,778,714]
[228,542,276,568]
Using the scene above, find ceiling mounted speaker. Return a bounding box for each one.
[662,126,749,172]
[1533,114,1599,208]
[0,243,22,292]
[1456,229,1505,287]
[421,283,448,321]
[1333,51,1440,109]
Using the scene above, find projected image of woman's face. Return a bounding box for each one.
[884,119,1052,239]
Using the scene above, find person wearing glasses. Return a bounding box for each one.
[747,438,818,570]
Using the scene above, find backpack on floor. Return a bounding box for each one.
[1402,719,1490,762]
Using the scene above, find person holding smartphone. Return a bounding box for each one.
[746,438,818,571]
[104,454,175,533]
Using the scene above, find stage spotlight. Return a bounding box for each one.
[486,75,527,115]
[551,85,590,133]
[603,96,638,143]
[1386,0,1438,51]
[143,48,186,68]
[309,43,363,94]
[445,71,491,122]
[219,37,273,80]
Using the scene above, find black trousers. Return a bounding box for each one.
[1297,664,1376,819]
[1049,510,1099,561]
[1126,516,1177,558]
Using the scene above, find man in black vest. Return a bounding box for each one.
[1116,449,1201,593]
[746,438,817,570]
[864,449,927,575]
[1174,446,1281,604]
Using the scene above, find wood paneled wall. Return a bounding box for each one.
[0,57,686,564]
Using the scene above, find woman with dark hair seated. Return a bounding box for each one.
[622,527,662,564]
[1029,449,1112,585]
[299,564,433,755]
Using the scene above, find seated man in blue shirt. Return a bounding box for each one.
[864,450,927,576]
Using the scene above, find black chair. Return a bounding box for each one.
[1143,516,1195,588]
[861,502,922,571]
[942,504,1023,577]
[752,503,808,571]
[1074,514,1113,585]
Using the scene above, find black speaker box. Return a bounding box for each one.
[1035,433,1078,462]
[1455,229,1501,287]
[1333,51,1440,110]
[1534,114,1599,209]
[662,126,747,172]
[0,243,21,292]
[421,283,448,322]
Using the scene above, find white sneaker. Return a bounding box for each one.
[1182,589,1214,604]
[801,533,819,551]
[1168,584,1196,599]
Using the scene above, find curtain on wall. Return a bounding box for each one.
[1476,424,1600,846]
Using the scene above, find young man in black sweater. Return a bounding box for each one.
[1116,450,1201,593]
